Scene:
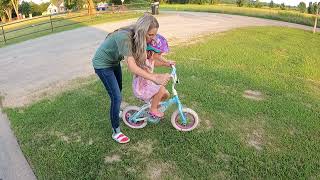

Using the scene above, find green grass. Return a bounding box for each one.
[161,4,320,28]
[5,27,320,179]
[0,11,144,47]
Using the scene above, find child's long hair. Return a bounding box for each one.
[112,13,159,67]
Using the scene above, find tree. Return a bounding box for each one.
[280,2,285,10]
[38,2,50,13]
[20,1,31,17]
[64,0,85,10]
[210,0,220,5]
[64,0,76,10]
[236,0,245,7]
[29,2,49,16]
[86,0,96,15]
[10,0,20,19]
[312,2,319,14]
[255,0,262,8]
[0,0,13,21]
[0,8,7,23]
[50,0,60,6]
[308,2,314,14]
[298,2,306,13]
[269,0,274,8]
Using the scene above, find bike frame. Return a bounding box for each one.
[129,65,187,125]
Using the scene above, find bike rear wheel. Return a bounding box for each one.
[122,106,148,129]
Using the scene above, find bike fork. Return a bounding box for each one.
[175,96,187,125]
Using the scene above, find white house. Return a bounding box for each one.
[46,1,65,14]
[59,2,66,12]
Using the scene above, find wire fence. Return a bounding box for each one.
[0,3,152,45]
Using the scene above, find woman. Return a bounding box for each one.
[92,14,171,144]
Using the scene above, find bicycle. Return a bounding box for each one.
[122,65,199,131]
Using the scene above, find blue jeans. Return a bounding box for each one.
[95,64,122,134]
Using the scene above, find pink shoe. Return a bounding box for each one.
[149,111,164,119]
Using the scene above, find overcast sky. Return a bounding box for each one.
[23,0,49,4]
[24,0,319,6]
[260,0,319,6]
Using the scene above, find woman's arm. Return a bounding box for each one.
[154,55,175,67]
[127,56,170,85]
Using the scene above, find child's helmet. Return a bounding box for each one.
[146,34,169,53]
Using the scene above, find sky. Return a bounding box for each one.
[24,0,50,4]
[260,0,319,6]
[24,0,319,6]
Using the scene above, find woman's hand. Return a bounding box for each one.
[154,73,171,85]
[127,57,170,85]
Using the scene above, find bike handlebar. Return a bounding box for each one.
[170,65,178,83]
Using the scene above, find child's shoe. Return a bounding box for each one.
[149,111,164,119]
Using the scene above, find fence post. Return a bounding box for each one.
[314,2,319,34]
[1,25,6,44]
[49,15,54,32]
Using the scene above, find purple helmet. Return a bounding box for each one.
[147,34,169,53]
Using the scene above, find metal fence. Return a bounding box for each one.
[0,3,151,45]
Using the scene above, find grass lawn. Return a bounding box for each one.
[0,11,144,47]
[160,4,320,28]
[5,27,320,179]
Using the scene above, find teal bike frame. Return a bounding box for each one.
[128,65,187,125]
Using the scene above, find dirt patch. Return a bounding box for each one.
[195,110,214,133]
[211,171,229,179]
[131,140,155,156]
[120,101,129,110]
[247,130,263,151]
[216,152,231,163]
[127,167,137,173]
[145,161,179,180]
[51,131,70,143]
[196,119,213,133]
[243,90,265,101]
[50,131,82,144]
[88,138,94,145]
[228,118,267,151]
[104,154,121,163]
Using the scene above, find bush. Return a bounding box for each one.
[254,0,262,8]
[236,0,245,7]
[280,3,285,10]
[269,0,274,8]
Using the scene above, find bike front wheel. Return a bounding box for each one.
[171,108,199,131]
[122,106,148,129]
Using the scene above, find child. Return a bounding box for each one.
[132,34,174,118]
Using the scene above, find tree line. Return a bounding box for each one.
[1,0,98,23]
[1,0,319,23]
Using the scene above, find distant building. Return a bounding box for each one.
[46,1,66,14]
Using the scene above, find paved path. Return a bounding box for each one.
[0,111,37,180]
[0,11,318,179]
